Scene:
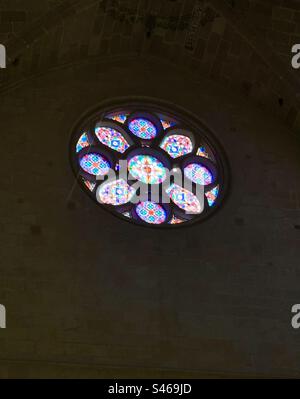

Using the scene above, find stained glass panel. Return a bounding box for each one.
[76,132,89,153]
[196,146,210,159]
[80,153,110,176]
[95,126,130,153]
[166,184,202,214]
[205,185,219,207]
[136,202,166,224]
[98,179,135,206]
[123,211,132,218]
[72,104,226,227]
[128,155,167,184]
[83,179,96,192]
[129,118,157,139]
[107,113,128,124]
[184,163,213,185]
[161,120,176,130]
[160,135,193,159]
[169,215,184,225]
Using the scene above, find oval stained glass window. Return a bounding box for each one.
[80,153,110,176]
[95,126,130,153]
[136,202,166,224]
[166,184,202,214]
[184,163,213,185]
[128,155,167,184]
[129,118,157,139]
[71,101,228,227]
[160,135,193,159]
[97,179,135,206]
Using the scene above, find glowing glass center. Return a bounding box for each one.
[128,155,167,184]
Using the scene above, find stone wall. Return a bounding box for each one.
[0,55,300,378]
[1,0,300,134]
[0,0,300,378]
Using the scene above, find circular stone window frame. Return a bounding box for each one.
[69,97,230,229]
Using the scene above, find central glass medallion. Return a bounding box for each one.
[128,155,167,185]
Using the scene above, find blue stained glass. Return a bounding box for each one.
[136,202,166,224]
[205,185,219,207]
[129,118,157,139]
[184,163,213,185]
[95,126,130,153]
[76,133,89,153]
[73,106,225,228]
[166,184,202,214]
[98,179,135,205]
[107,113,128,124]
[160,135,193,159]
[197,146,210,159]
[80,153,110,176]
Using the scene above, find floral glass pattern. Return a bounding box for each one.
[129,118,157,139]
[98,179,135,206]
[95,126,130,153]
[184,163,213,185]
[160,135,193,159]
[136,202,166,224]
[166,184,202,214]
[80,153,110,176]
[71,104,227,227]
[128,155,167,185]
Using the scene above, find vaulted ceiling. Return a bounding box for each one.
[1,0,300,137]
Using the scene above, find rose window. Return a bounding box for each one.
[70,102,228,227]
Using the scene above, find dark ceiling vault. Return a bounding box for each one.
[0,0,299,136]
